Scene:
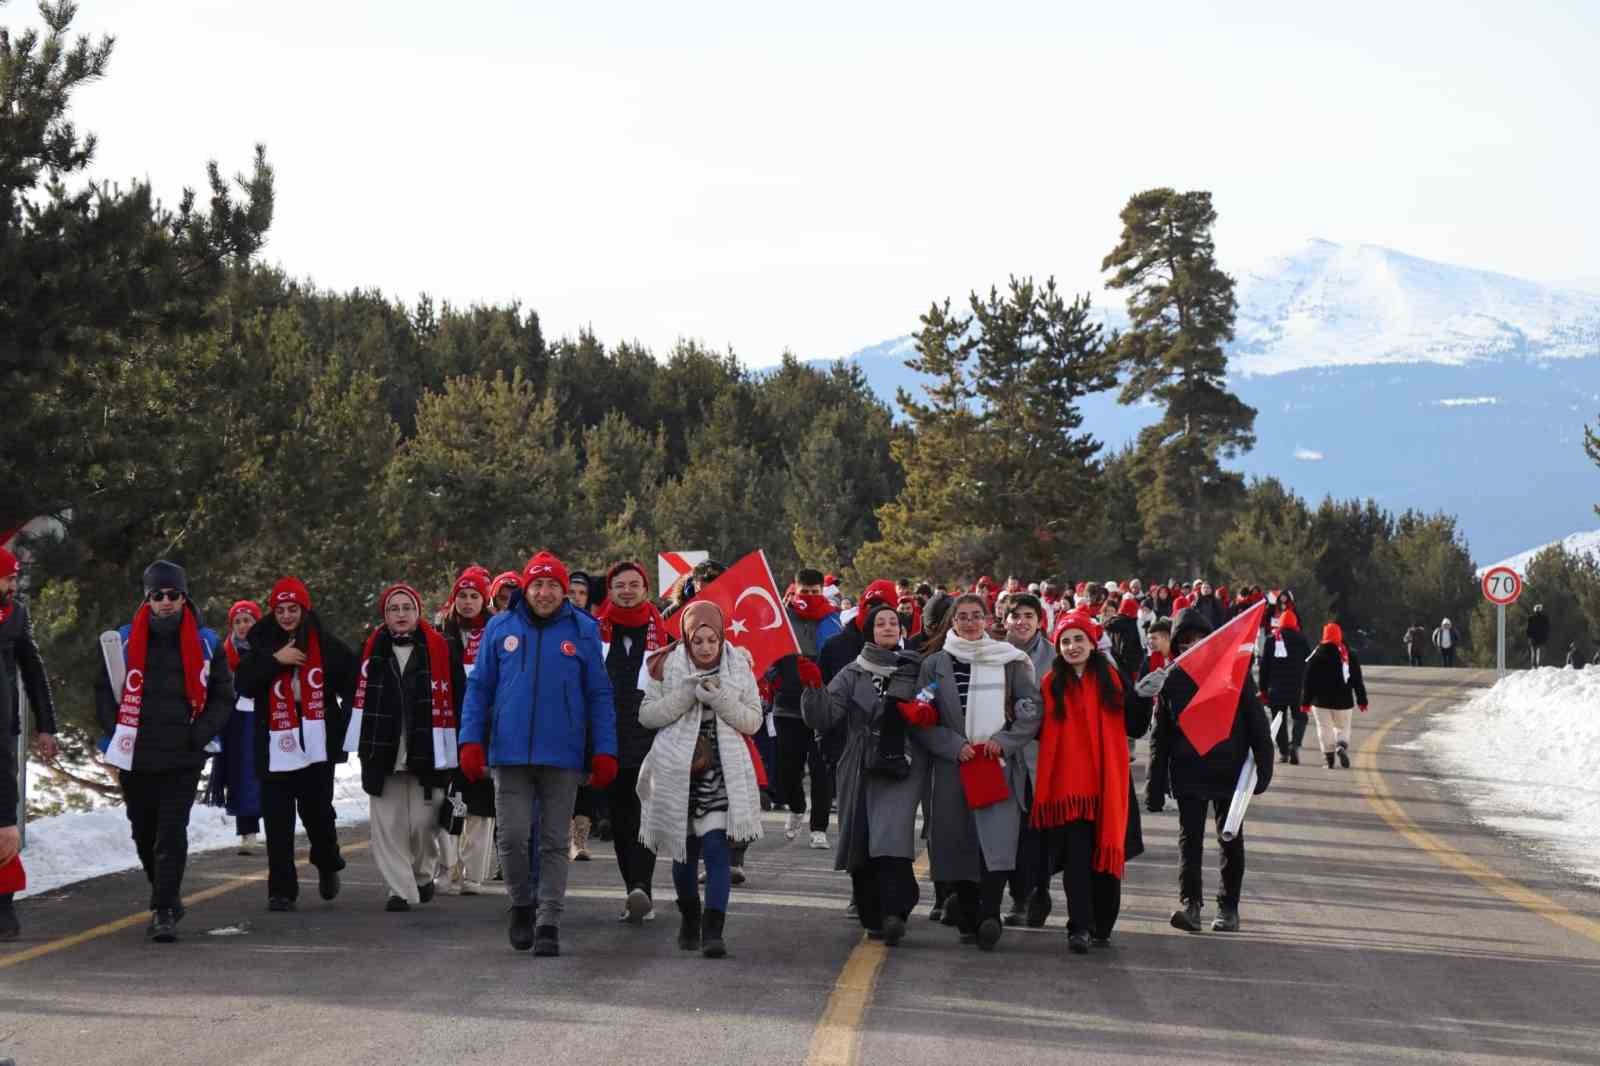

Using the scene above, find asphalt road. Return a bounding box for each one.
[5,666,1600,1066]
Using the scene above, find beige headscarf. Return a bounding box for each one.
[681,600,726,668]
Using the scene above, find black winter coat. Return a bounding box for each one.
[1147,686,1274,804]
[1301,644,1368,710]
[442,622,497,816]
[234,614,359,782]
[1104,615,1144,679]
[1,597,57,738]
[347,630,467,797]
[1527,613,1551,646]
[1260,627,1313,707]
[94,610,237,774]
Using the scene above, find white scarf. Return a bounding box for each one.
[636,644,765,862]
[943,634,1027,743]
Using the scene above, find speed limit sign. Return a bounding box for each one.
[1482,566,1523,606]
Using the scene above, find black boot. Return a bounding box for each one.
[1002,900,1027,927]
[883,914,907,947]
[1024,886,1053,928]
[318,867,341,901]
[0,893,19,941]
[1337,742,1350,769]
[701,908,727,958]
[1067,930,1090,954]
[1170,900,1203,933]
[1289,747,1300,766]
[533,924,560,957]
[676,898,702,951]
[975,916,1003,951]
[507,904,535,951]
[149,908,179,943]
[1325,752,1336,769]
[1212,904,1240,932]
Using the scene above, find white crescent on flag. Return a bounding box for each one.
[733,585,784,631]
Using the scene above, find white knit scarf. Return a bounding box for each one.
[943,634,1027,742]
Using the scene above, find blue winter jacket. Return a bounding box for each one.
[459,592,617,770]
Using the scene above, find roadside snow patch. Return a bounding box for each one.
[1427,668,1600,886]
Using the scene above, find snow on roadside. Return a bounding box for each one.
[16,760,370,900]
[1427,668,1600,886]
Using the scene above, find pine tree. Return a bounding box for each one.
[1213,478,1331,630]
[1102,189,1255,573]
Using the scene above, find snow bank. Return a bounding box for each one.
[1427,668,1600,885]
[15,761,370,900]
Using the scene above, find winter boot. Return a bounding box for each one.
[507,904,535,951]
[1025,886,1053,928]
[701,908,727,958]
[533,924,560,957]
[318,866,341,901]
[0,893,19,941]
[1325,752,1336,769]
[1067,930,1091,954]
[1289,747,1300,766]
[883,914,907,947]
[570,815,592,862]
[1212,904,1241,932]
[975,916,1003,951]
[676,897,703,951]
[1170,900,1203,933]
[1337,741,1350,769]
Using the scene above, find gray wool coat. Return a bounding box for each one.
[912,650,1041,882]
[802,662,929,870]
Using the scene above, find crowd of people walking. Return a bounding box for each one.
[2,553,1390,955]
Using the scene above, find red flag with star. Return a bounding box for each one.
[663,550,801,676]
[1166,600,1268,756]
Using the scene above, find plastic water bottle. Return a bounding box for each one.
[916,681,938,704]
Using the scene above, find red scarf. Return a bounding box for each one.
[346,604,458,770]
[1144,650,1169,674]
[266,626,328,771]
[1031,666,1130,879]
[458,611,487,670]
[595,597,668,654]
[106,605,209,771]
[788,595,835,623]
[225,635,243,672]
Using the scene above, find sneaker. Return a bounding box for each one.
[785,813,803,840]
[1090,934,1112,948]
[1170,900,1203,933]
[148,908,179,943]
[809,831,829,850]
[418,881,435,904]
[385,895,410,912]
[1337,743,1350,769]
[1024,887,1053,928]
[1212,906,1241,933]
[883,915,907,947]
[461,881,483,896]
[975,917,1003,951]
[730,866,747,886]
[267,896,296,913]
[237,833,259,856]
[928,903,945,923]
[1325,752,1336,769]
[1067,930,1090,954]
[444,879,463,896]
[1002,905,1026,928]
[533,925,560,957]
[508,905,535,951]
[624,887,652,925]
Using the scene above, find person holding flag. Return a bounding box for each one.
[1146,606,1275,934]
[234,577,359,912]
[94,561,237,942]
[459,551,617,958]
[1301,623,1369,770]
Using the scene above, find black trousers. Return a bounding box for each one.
[1177,794,1244,908]
[607,766,657,896]
[952,852,1010,934]
[237,814,261,836]
[1272,705,1309,755]
[119,767,203,910]
[850,857,917,931]
[775,716,832,832]
[1050,821,1123,937]
[261,761,343,901]
[1007,821,1048,906]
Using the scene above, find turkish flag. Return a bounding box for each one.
[0,854,25,894]
[1165,600,1268,756]
[663,550,801,676]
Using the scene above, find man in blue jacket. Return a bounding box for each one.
[459,551,617,957]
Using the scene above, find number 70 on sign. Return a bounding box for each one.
[1481,566,1523,606]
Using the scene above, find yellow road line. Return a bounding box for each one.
[0,840,370,971]
[1358,687,1600,946]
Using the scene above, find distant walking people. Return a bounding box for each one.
[1301,623,1368,770]
[1403,623,1428,667]
[1432,618,1458,667]
[1526,605,1550,668]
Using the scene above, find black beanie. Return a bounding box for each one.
[143,559,189,597]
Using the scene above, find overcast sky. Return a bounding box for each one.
[31,0,1600,364]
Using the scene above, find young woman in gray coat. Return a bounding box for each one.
[803,604,926,946]
[905,593,1041,950]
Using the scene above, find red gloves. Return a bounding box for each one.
[460,743,487,783]
[1358,704,1369,714]
[796,658,823,689]
[897,700,939,728]
[589,753,619,791]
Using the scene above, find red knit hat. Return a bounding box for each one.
[228,600,263,625]
[1052,610,1103,648]
[488,571,521,603]
[1322,622,1343,644]
[269,576,312,612]
[0,547,17,581]
[856,579,899,631]
[451,567,491,602]
[380,582,424,616]
[1118,595,1140,619]
[1279,609,1301,631]
[522,551,570,594]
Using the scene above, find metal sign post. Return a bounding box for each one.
[1481,565,1523,680]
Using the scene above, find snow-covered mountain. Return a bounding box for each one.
[819,240,1600,564]
[1481,530,1600,577]
[1231,240,1600,376]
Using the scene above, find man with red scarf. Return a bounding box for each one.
[593,560,671,921]
[234,576,360,912]
[770,568,843,848]
[93,561,236,942]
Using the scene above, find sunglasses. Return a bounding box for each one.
[147,589,184,603]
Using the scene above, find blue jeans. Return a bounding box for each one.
[673,829,732,911]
